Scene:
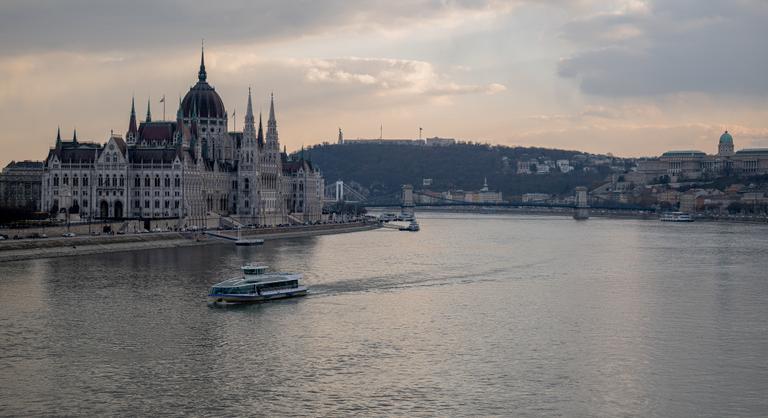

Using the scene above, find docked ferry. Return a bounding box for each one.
[660,211,694,222]
[399,220,420,231]
[208,264,307,306]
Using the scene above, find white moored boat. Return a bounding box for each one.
[660,211,694,222]
[208,264,307,306]
[399,220,420,231]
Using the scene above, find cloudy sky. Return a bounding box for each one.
[1,0,766,166]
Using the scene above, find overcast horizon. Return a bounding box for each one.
[1,0,767,166]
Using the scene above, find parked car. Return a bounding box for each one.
[62,232,76,237]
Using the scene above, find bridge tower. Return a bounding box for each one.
[335,180,345,202]
[573,186,589,220]
[401,184,415,218]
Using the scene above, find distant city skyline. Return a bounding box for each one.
[1,0,767,167]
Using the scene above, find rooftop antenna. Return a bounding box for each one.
[160,94,166,121]
[233,108,237,132]
[380,123,383,140]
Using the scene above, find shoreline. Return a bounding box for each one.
[0,222,380,263]
[410,206,768,224]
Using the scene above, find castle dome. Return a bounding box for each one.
[180,48,226,120]
[719,130,733,145]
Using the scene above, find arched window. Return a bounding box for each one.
[83,176,88,187]
[244,178,249,190]
[98,175,103,187]
[175,177,180,187]
[53,175,59,186]
[63,175,69,185]
[113,175,117,187]
[164,176,170,187]
[135,176,140,187]
[144,176,150,187]
[73,176,78,187]
[119,175,124,187]
[154,176,160,187]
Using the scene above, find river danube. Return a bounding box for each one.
[1,213,767,416]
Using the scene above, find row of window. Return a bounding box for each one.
[52,174,183,189]
[134,176,182,188]
[134,199,181,209]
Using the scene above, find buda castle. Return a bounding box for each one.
[40,48,324,227]
[636,131,768,182]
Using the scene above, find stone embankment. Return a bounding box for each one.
[0,222,380,263]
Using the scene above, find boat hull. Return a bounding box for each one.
[235,239,264,246]
[208,288,308,306]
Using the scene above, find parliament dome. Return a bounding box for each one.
[180,48,226,120]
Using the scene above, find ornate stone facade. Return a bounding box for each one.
[637,131,768,182]
[40,48,324,227]
[0,160,43,210]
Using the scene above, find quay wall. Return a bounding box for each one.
[0,222,380,263]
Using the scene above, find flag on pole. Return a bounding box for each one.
[159,95,165,103]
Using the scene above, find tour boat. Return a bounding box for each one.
[660,211,694,222]
[208,264,307,306]
[399,220,420,231]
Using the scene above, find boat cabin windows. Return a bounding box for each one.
[210,285,256,295]
[242,266,268,275]
[257,280,299,292]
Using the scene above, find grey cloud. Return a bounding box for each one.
[557,0,768,97]
[300,57,506,96]
[0,0,521,55]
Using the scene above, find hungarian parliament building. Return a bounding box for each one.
[39,48,324,226]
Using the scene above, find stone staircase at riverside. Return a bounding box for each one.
[219,216,244,230]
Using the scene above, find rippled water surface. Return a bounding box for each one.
[2,213,768,416]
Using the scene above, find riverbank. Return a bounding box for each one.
[0,222,380,263]
[410,206,768,223]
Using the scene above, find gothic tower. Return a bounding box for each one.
[127,97,138,145]
[237,88,260,219]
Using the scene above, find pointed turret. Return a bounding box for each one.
[145,98,152,122]
[243,87,255,139]
[55,126,61,147]
[72,128,78,144]
[266,93,279,149]
[127,97,138,142]
[198,41,207,82]
[245,87,254,123]
[268,92,276,126]
[257,112,264,147]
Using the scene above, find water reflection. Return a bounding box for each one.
[1,214,768,416]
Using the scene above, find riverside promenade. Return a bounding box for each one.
[0,221,380,263]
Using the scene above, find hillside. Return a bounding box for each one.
[298,143,619,199]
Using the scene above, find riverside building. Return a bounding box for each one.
[40,47,324,227]
[637,131,768,182]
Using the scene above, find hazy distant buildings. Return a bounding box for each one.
[521,193,551,203]
[637,131,768,182]
[425,137,456,146]
[417,179,502,204]
[338,134,456,147]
